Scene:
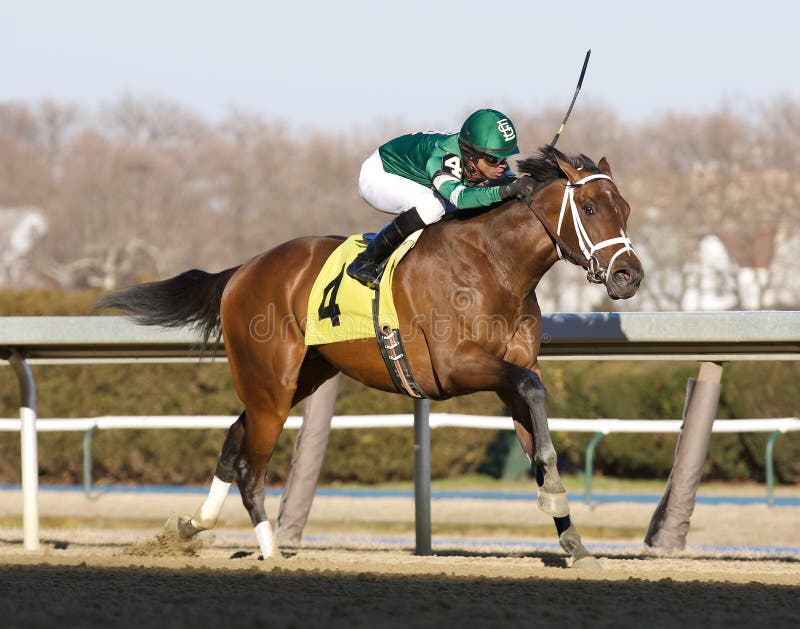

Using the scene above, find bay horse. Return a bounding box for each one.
[98,146,643,568]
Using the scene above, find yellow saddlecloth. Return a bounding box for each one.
[305,231,421,346]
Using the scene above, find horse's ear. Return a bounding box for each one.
[598,156,613,178]
[555,158,582,185]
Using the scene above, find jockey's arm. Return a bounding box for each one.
[432,173,501,208]
[427,155,517,210]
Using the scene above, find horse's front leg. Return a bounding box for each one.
[446,348,566,505]
[500,374,600,569]
[508,369,567,513]
[446,346,598,568]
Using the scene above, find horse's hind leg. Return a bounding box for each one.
[235,396,295,558]
[173,412,246,540]
[174,351,339,541]
[225,326,308,559]
[499,386,600,569]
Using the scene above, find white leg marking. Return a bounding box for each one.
[254,520,275,558]
[191,476,231,529]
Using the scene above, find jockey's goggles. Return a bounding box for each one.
[480,153,507,167]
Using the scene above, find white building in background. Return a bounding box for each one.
[681,234,738,311]
[537,226,799,314]
[762,227,800,308]
[0,207,48,287]
[682,229,800,311]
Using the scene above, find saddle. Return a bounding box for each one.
[305,231,425,397]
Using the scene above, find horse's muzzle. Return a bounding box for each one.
[606,265,643,300]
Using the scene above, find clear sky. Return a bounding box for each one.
[3,0,798,133]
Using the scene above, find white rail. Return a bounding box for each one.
[1,413,799,434]
[1,414,797,508]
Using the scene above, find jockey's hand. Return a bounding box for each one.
[499,176,535,200]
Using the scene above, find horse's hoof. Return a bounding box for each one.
[178,514,206,540]
[537,490,570,517]
[163,514,204,540]
[572,555,602,570]
[559,523,597,568]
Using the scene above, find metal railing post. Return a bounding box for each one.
[413,398,431,555]
[584,432,605,507]
[83,425,98,500]
[765,429,781,508]
[8,350,39,551]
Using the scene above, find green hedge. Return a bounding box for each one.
[0,290,797,485]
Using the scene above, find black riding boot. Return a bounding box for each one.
[347,208,427,289]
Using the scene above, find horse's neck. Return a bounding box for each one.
[479,192,562,298]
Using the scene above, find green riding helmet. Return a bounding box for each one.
[458,109,520,158]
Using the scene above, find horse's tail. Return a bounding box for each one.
[95,266,241,345]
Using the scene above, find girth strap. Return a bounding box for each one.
[371,293,426,399]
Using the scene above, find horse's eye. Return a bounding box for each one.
[583,203,594,215]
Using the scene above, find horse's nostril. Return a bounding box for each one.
[613,268,633,284]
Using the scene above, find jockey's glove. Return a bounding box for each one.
[499,176,535,200]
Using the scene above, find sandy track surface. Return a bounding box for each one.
[0,488,798,628]
[2,487,798,547]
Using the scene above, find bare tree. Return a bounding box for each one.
[0,94,797,310]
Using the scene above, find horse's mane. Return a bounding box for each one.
[441,146,601,223]
[517,146,600,188]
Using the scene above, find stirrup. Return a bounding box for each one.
[347,259,380,290]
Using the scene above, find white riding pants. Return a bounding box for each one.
[358,150,448,225]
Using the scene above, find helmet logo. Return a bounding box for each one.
[496,118,515,142]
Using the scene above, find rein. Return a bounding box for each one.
[526,173,635,284]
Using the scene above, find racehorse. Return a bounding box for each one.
[98,146,643,568]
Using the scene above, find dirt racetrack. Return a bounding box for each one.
[0,487,798,628]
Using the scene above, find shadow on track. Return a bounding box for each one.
[1,564,795,629]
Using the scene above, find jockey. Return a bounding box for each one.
[347,108,535,289]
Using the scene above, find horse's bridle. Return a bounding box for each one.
[526,173,636,284]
